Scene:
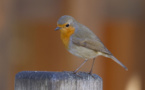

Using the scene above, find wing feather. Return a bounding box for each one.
[72,37,112,55]
[72,23,112,55]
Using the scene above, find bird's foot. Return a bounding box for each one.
[73,71,82,78]
[88,72,96,79]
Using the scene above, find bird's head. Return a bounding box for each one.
[55,15,77,49]
[55,15,76,34]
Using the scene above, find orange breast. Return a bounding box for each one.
[60,27,75,49]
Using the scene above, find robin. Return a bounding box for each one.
[55,15,128,74]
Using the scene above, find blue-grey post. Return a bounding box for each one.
[15,71,103,90]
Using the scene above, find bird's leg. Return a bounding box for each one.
[73,59,88,74]
[89,58,96,75]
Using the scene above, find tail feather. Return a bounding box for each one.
[110,56,128,71]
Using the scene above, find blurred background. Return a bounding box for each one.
[0,0,145,90]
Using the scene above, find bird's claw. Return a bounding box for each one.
[88,72,96,79]
[73,71,82,78]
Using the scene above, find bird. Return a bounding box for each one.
[55,15,128,74]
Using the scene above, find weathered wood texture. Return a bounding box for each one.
[15,71,102,90]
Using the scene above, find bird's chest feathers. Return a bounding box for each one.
[60,27,75,49]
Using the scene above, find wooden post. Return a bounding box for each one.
[15,71,102,90]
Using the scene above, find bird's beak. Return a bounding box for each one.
[55,27,60,31]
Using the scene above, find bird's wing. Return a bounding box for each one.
[72,36,112,55]
[71,23,112,55]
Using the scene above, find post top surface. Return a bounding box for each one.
[15,71,102,81]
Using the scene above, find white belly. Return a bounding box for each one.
[68,44,98,59]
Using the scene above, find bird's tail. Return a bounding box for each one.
[110,55,128,71]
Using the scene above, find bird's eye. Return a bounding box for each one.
[66,24,69,27]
